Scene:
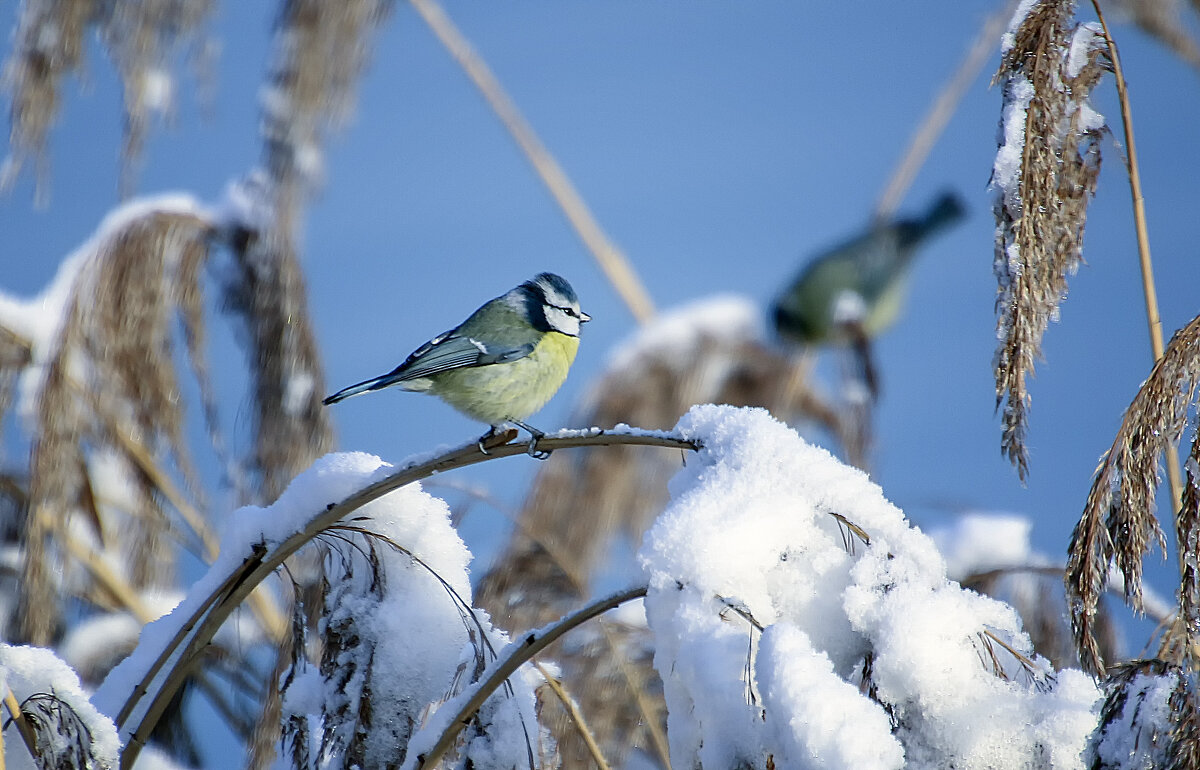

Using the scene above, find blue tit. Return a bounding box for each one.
[772,190,965,345]
[324,272,589,455]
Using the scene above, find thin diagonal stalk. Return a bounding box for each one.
[416,585,649,770]
[433,479,670,765]
[3,688,37,761]
[409,0,655,324]
[116,429,697,770]
[533,661,612,770]
[595,619,672,769]
[1089,0,1183,513]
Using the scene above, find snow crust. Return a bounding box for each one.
[639,405,1101,769]
[92,451,538,769]
[0,194,209,426]
[1,643,120,768]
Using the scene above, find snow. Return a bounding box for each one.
[0,194,210,425]
[929,512,1046,579]
[758,624,903,770]
[1001,0,1043,54]
[991,75,1034,216]
[141,69,174,114]
[1066,23,1104,79]
[0,643,121,769]
[92,453,399,735]
[282,371,314,416]
[94,450,539,768]
[68,401,1186,768]
[639,404,1102,769]
[831,289,867,327]
[602,294,762,375]
[1088,669,1177,767]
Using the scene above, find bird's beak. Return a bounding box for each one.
[580,311,591,323]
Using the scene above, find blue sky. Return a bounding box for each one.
[3,1,1199,632]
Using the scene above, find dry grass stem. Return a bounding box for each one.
[963,564,1121,670]
[409,0,656,323]
[992,0,1109,480]
[3,688,37,762]
[1066,313,1200,675]
[533,661,612,770]
[416,585,648,770]
[1088,0,1185,514]
[113,430,696,770]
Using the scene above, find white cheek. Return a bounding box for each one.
[545,306,580,336]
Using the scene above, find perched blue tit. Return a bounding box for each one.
[772,191,965,345]
[324,272,589,454]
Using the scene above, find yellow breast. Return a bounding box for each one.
[429,332,579,425]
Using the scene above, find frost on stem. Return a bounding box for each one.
[991,0,1109,481]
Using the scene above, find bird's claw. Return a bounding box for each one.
[527,439,551,460]
[510,420,550,459]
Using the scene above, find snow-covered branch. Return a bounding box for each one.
[97,427,697,769]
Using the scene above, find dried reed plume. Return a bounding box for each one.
[261,0,393,218]
[241,6,392,764]
[991,0,1110,481]
[1066,314,1200,675]
[13,203,214,645]
[1,0,215,197]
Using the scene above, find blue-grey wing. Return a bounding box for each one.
[387,330,535,381]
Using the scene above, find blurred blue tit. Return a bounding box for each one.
[324,272,589,455]
[772,191,965,345]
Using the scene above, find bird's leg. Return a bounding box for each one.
[477,426,498,454]
[847,322,880,402]
[511,420,550,459]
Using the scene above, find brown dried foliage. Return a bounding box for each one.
[963,565,1120,671]
[992,0,1109,481]
[16,208,214,645]
[1066,314,1200,675]
[262,0,393,216]
[2,0,215,197]
[224,228,333,501]
[225,0,392,503]
[101,0,217,196]
[476,322,847,767]
[0,0,92,197]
